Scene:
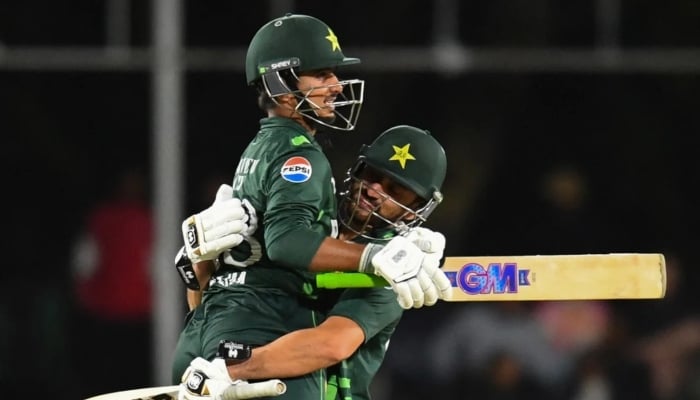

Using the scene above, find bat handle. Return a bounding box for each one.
[220,379,286,399]
[316,272,388,289]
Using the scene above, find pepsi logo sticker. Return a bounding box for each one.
[281,156,312,183]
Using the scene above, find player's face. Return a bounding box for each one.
[295,69,344,120]
[348,166,421,228]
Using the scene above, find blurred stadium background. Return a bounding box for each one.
[2,0,699,399]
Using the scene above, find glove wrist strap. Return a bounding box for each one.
[359,243,383,273]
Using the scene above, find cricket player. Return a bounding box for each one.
[179,125,448,400]
[172,14,451,399]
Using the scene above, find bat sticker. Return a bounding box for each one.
[446,263,531,295]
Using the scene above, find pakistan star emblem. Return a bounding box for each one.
[389,144,416,169]
[325,28,341,51]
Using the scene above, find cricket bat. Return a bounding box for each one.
[85,379,286,400]
[316,253,666,301]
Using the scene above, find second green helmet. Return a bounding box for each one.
[338,125,446,238]
[359,125,446,202]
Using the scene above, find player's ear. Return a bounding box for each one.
[276,93,296,106]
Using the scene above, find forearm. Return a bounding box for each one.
[307,237,367,272]
[226,316,364,380]
[228,330,337,379]
[187,289,203,311]
[186,260,214,310]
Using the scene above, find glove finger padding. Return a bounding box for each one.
[214,184,233,202]
[422,253,453,301]
[200,200,246,231]
[434,269,453,300]
[406,277,425,309]
[203,221,248,242]
[201,235,245,258]
[394,280,428,309]
[406,227,451,301]
[390,281,413,310]
[405,227,446,258]
[417,269,439,306]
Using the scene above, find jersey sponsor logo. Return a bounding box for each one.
[281,156,312,183]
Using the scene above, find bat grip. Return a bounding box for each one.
[316,273,388,289]
[220,379,286,399]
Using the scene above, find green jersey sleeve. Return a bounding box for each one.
[327,287,403,343]
[326,287,403,400]
[232,117,339,271]
[263,148,336,267]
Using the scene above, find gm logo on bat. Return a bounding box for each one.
[445,263,531,295]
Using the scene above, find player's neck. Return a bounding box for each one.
[268,107,316,136]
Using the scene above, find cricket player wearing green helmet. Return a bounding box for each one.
[339,124,446,238]
[172,13,451,400]
[245,13,364,132]
[178,125,449,400]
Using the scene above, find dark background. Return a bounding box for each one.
[1,1,699,399]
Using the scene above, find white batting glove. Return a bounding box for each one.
[418,252,452,303]
[405,227,445,258]
[362,236,430,309]
[405,227,452,301]
[179,357,246,400]
[182,184,253,264]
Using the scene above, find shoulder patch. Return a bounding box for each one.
[291,135,311,146]
[280,156,312,183]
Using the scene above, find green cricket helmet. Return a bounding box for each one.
[245,14,364,131]
[339,125,446,239]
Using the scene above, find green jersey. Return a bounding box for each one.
[205,116,338,301]
[173,118,402,399]
[172,117,338,399]
[322,232,404,400]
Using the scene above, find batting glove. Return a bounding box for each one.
[405,227,445,258]
[181,184,254,264]
[405,227,452,301]
[362,236,430,309]
[179,357,245,400]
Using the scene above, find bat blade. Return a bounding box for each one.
[85,386,179,400]
[316,253,666,301]
[442,253,666,301]
[85,379,287,400]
